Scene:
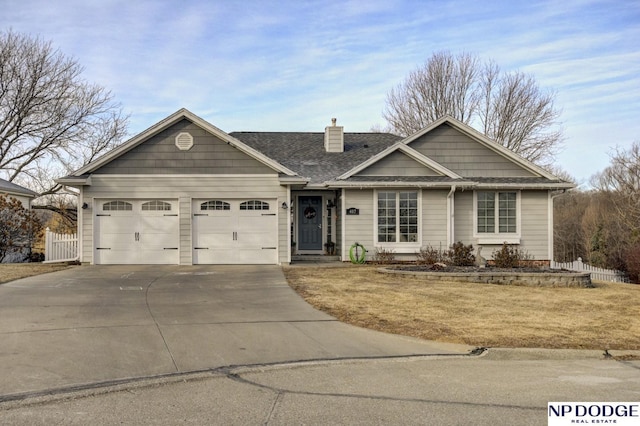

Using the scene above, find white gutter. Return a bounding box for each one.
[324,181,474,189]
[325,180,574,190]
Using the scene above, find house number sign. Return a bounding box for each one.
[346,208,359,215]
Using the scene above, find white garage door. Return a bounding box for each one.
[95,200,179,264]
[192,199,278,264]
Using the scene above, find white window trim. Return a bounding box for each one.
[473,190,521,244]
[373,189,422,253]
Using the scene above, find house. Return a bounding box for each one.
[56,108,574,265]
[0,178,38,209]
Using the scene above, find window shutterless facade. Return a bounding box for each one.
[376,191,419,246]
[474,191,520,243]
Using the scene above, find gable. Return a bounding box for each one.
[355,150,443,177]
[94,119,275,175]
[408,123,537,178]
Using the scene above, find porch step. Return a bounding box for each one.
[292,255,341,263]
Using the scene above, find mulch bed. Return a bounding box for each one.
[391,265,572,273]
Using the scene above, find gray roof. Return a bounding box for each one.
[0,178,38,197]
[230,132,402,184]
[231,132,571,188]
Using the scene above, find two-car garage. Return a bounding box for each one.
[94,199,278,265]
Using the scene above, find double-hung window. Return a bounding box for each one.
[475,191,519,242]
[377,191,419,245]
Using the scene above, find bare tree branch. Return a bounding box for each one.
[0,30,128,195]
[383,51,563,166]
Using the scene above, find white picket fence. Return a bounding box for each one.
[44,228,78,263]
[551,257,628,283]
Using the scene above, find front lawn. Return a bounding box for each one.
[0,263,72,284]
[284,265,640,350]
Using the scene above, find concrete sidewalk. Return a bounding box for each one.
[0,265,471,398]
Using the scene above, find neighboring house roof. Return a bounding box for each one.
[0,178,38,198]
[230,132,402,185]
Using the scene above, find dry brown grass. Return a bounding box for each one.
[284,265,640,350]
[0,263,71,284]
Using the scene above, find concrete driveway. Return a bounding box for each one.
[0,265,471,398]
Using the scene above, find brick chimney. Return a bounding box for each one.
[324,118,344,153]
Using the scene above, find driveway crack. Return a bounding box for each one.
[263,390,284,425]
[144,277,179,372]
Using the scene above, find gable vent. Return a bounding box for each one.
[175,132,194,151]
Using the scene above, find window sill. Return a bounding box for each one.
[375,244,421,254]
[476,236,521,245]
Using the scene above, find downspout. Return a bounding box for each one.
[548,189,567,264]
[286,185,292,265]
[447,185,457,247]
[341,190,347,262]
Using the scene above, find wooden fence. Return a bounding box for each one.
[551,257,628,283]
[44,228,78,263]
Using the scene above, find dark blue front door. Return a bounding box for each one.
[298,196,322,250]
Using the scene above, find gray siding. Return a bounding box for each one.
[95,120,274,175]
[357,151,441,177]
[81,175,287,265]
[520,191,549,260]
[410,124,536,178]
[179,197,192,265]
[453,191,474,243]
[342,189,375,261]
[423,190,448,249]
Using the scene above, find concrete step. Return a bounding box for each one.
[292,255,341,263]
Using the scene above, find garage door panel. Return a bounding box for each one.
[96,217,135,249]
[237,232,276,248]
[95,200,179,265]
[193,248,236,264]
[235,248,278,264]
[97,249,134,265]
[192,199,278,265]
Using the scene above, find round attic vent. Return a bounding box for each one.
[175,132,194,151]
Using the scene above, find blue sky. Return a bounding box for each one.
[2,0,639,185]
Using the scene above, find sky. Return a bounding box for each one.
[2,0,639,186]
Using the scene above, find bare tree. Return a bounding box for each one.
[384,52,479,136]
[479,69,562,165]
[0,30,128,196]
[383,51,563,166]
[591,141,640,232]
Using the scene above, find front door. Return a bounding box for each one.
[298,196,322,250]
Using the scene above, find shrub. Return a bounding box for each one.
[0,195,43,262]
[492,242,531,268]
[416,245,446,265]
[372,247,396,264]
[622,243,640,284]
[446,242,475,266]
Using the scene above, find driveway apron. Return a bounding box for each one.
[0,265,470,396]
